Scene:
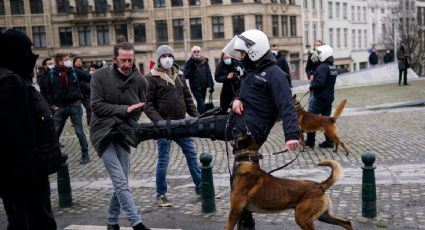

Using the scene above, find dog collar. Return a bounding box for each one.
[235,154,263,162]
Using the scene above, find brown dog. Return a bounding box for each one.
[224,129,353,230]
[293,95,349,155]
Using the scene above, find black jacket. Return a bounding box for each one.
[383,53,394,64]
[230,51,299,145]
[305,52,320,79]
[48,67,91,105]
[144,64,199,121]
[273,52,292,87]
[309,60,337,100]
[37,68,50,104]
[184,57,214,90]
[214,59,242,112]
[369,52,379,65]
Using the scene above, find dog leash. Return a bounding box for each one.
[267,148,301,174]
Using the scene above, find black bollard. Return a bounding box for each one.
[199,152,216,213]
[57,152,73,208]
[361,151,377,218]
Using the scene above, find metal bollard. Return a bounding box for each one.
[361,151,377,218]
[199,152,216,213]
[57,152,73,208]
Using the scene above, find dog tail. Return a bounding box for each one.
[331,99,347,120]
[318,160,343,191]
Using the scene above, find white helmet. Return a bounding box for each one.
[222,29,270,61]
[316,45,333,62]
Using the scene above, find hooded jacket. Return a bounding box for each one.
[90,65,148,156]
[144,64,199,121]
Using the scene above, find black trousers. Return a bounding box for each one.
[399,69,408,85]
[1,176,56,230]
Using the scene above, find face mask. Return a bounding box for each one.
[48,64,55,69]
[272,50,278,56]
[160,57,174,70]
[117,67,131,76]
[89,71,95,74]
[64,60,73,68]
[223,59,231,65]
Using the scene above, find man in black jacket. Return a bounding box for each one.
[305,40,322,80]
[271,44,291,87]
[0,29,59,230]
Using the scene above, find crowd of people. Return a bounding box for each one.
[2,25,409,230]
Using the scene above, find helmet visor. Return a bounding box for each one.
[222,36,244,60]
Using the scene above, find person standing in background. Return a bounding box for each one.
[74,56,92,125]
[368,48,379,67]
[397,44,410,86]
[271,44,291,87]
[305,40,323,80]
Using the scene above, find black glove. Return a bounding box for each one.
[209,88,214,93]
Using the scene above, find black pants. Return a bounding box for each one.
[399,69,408,85]
[0,176,56,230]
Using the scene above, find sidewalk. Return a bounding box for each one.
[1,79,425,230]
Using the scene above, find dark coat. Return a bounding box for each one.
[144,65,199,121]
[383,53,394,64]
[305,52,320,79]
[90,65,148,156]
[397,48,410,70]
[369,52,379,65]
[214,59,242,112]
[183,57,214,90]
[37,68,50,103]
[274,52,292,87]
[309,60,337,100]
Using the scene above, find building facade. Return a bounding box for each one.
[0,0,303,78]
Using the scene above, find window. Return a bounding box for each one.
[351,6,355,21]
[313,23,317,41]
[134,23,146,43]
[57,0,69,13]
[255,15,263,31]
[272,15,279,37]
[381,23,385,37]
[336,28,340,48]
[231,0,243,3]
[335,2,340,18]
[320,22,324,40]
[30,0,43,14]
[190,18,202,40]
[188,0,200,6]
[113,0,125,13]
[132,0,144,9]
[303,0,308,9]
[328,2,332,18]
[172,19,184,41]
[352,29,355,49]
[97,25,110,45]
[312,0,315,9]
[281,15,288,36]
[11,0,24,15]
[76,0,89,15]
[78,26,91,46]
[342,3,347,18]
[358,29,361,48]
[210,0,222,4]
[319,0,323,9]
[59,27,73,46]
[154,0,166,8]
[95,0,108,15]
[212,16,224,39]
[155,20,168,42]
[329,28,333,47]
[357,6,361,21]
[343,28,347,47]
[115,24,128,41]
[364,29,367,49]
[372,23,375,43]
[289,16,296,36]
[232,15,245,35]
[171,0,183,6]
[0,0,4,15]
[13,27,26,34]
[363,6,366,21]
[32,26,46,48]
[304,23,309,46]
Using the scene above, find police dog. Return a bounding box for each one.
[293,95,349,155]
[224,129,353,230]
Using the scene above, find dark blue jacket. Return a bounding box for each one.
[274,52,292,87]
[309,61,337,100]
[230,52,299,145]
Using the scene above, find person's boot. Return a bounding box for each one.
[319,134,334,148]
[79,152,90,164]
[133,222,151,230]
[237,209,255,230]
[113,114,229,147]
[107,224,120,230]
[305,132,316,148]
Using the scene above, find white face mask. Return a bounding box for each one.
[272,50,278,56]
[160,57,174,70]
[64,60,73,68]
[48,64,55,69]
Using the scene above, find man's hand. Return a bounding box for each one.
[209,88,214,93]
[127,102,144,113]
[232,99,244,115]
[285,140,300,151]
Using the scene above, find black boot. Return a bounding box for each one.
[237,209,255,230]
[318,134,334,148]
[133,222,150,230]
[113,115,229,147]
[107,224,120,230]
[79,152,90,164]
[305,132,316,148]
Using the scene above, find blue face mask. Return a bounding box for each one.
[223,59,232,65]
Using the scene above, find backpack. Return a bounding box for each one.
[1,72,62,175]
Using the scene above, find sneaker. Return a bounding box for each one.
[156,195,172,207]
[79,153,90,164]
[133,222,151,230]
[318,141,334,148]
[305,141,315,148]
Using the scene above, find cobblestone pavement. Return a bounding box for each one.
[1,79,425,230]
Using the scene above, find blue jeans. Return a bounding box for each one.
[101,141,142,226]
[54,101,88,155]
[191,87,207,114]
[156,137,201,197]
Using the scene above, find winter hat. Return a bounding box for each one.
[156,45,174,62]
[0,29,34,66]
